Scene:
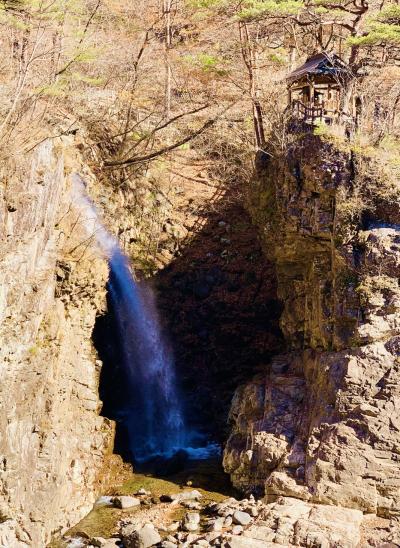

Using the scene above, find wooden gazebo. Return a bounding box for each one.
[287,52,352,125]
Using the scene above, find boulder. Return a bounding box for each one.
[112,496,141,509]
[121,523,161,548]
[161,490,202,503]
[90,538,107,547]
[207,518,224,532]
[232,511,252,526]
[90,538,120,547]
[246,507,258,517]
[183,512,201,532]
[66,540,86,548]
[136,488,151,496]
[214,504,234,518]
[182,501,202,510]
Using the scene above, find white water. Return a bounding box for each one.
[72,175,219,462]
[72,175,185,460]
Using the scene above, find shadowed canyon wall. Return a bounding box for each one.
[155,195,283,443]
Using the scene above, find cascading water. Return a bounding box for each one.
[72,174,186,461]
[106,249,186,460]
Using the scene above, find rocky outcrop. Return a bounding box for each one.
[224,134,400,526]
[0,138,113,546]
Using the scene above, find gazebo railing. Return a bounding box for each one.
[290,100,339,124]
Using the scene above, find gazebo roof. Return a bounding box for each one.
[287,52,349,85]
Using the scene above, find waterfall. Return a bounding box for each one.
[72,175,185,461]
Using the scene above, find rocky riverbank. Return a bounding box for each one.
[54,471,399,548]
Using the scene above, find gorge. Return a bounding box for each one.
[1,128,399,548]
[0,1,400,547]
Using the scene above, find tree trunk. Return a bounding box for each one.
[164,0,172,119]
[238,21,266,149]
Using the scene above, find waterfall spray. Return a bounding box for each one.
[72,174,185,460]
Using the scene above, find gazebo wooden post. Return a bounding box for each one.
[309,77,314,107]
[326,83,330,112]
[309,77,315,123]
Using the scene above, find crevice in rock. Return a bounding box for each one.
[93,292,135,462]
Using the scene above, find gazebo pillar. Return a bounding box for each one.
[287,85,292,107]
[309,78,315,107]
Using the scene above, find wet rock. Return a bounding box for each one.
[121,522,161,548]
[183,512,201,532]
[90,539,120,548]
[232,511,251,526]
[66,539,86,548]
[112,496,141,509]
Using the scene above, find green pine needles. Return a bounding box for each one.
[348,5,400,47]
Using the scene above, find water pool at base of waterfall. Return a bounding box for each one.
[132,441,221,465]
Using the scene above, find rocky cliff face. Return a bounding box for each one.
[0,139,113,547]
[223,134,400,543]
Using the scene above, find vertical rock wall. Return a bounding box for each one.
[0,139,113,546]
[224,134,400,519]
